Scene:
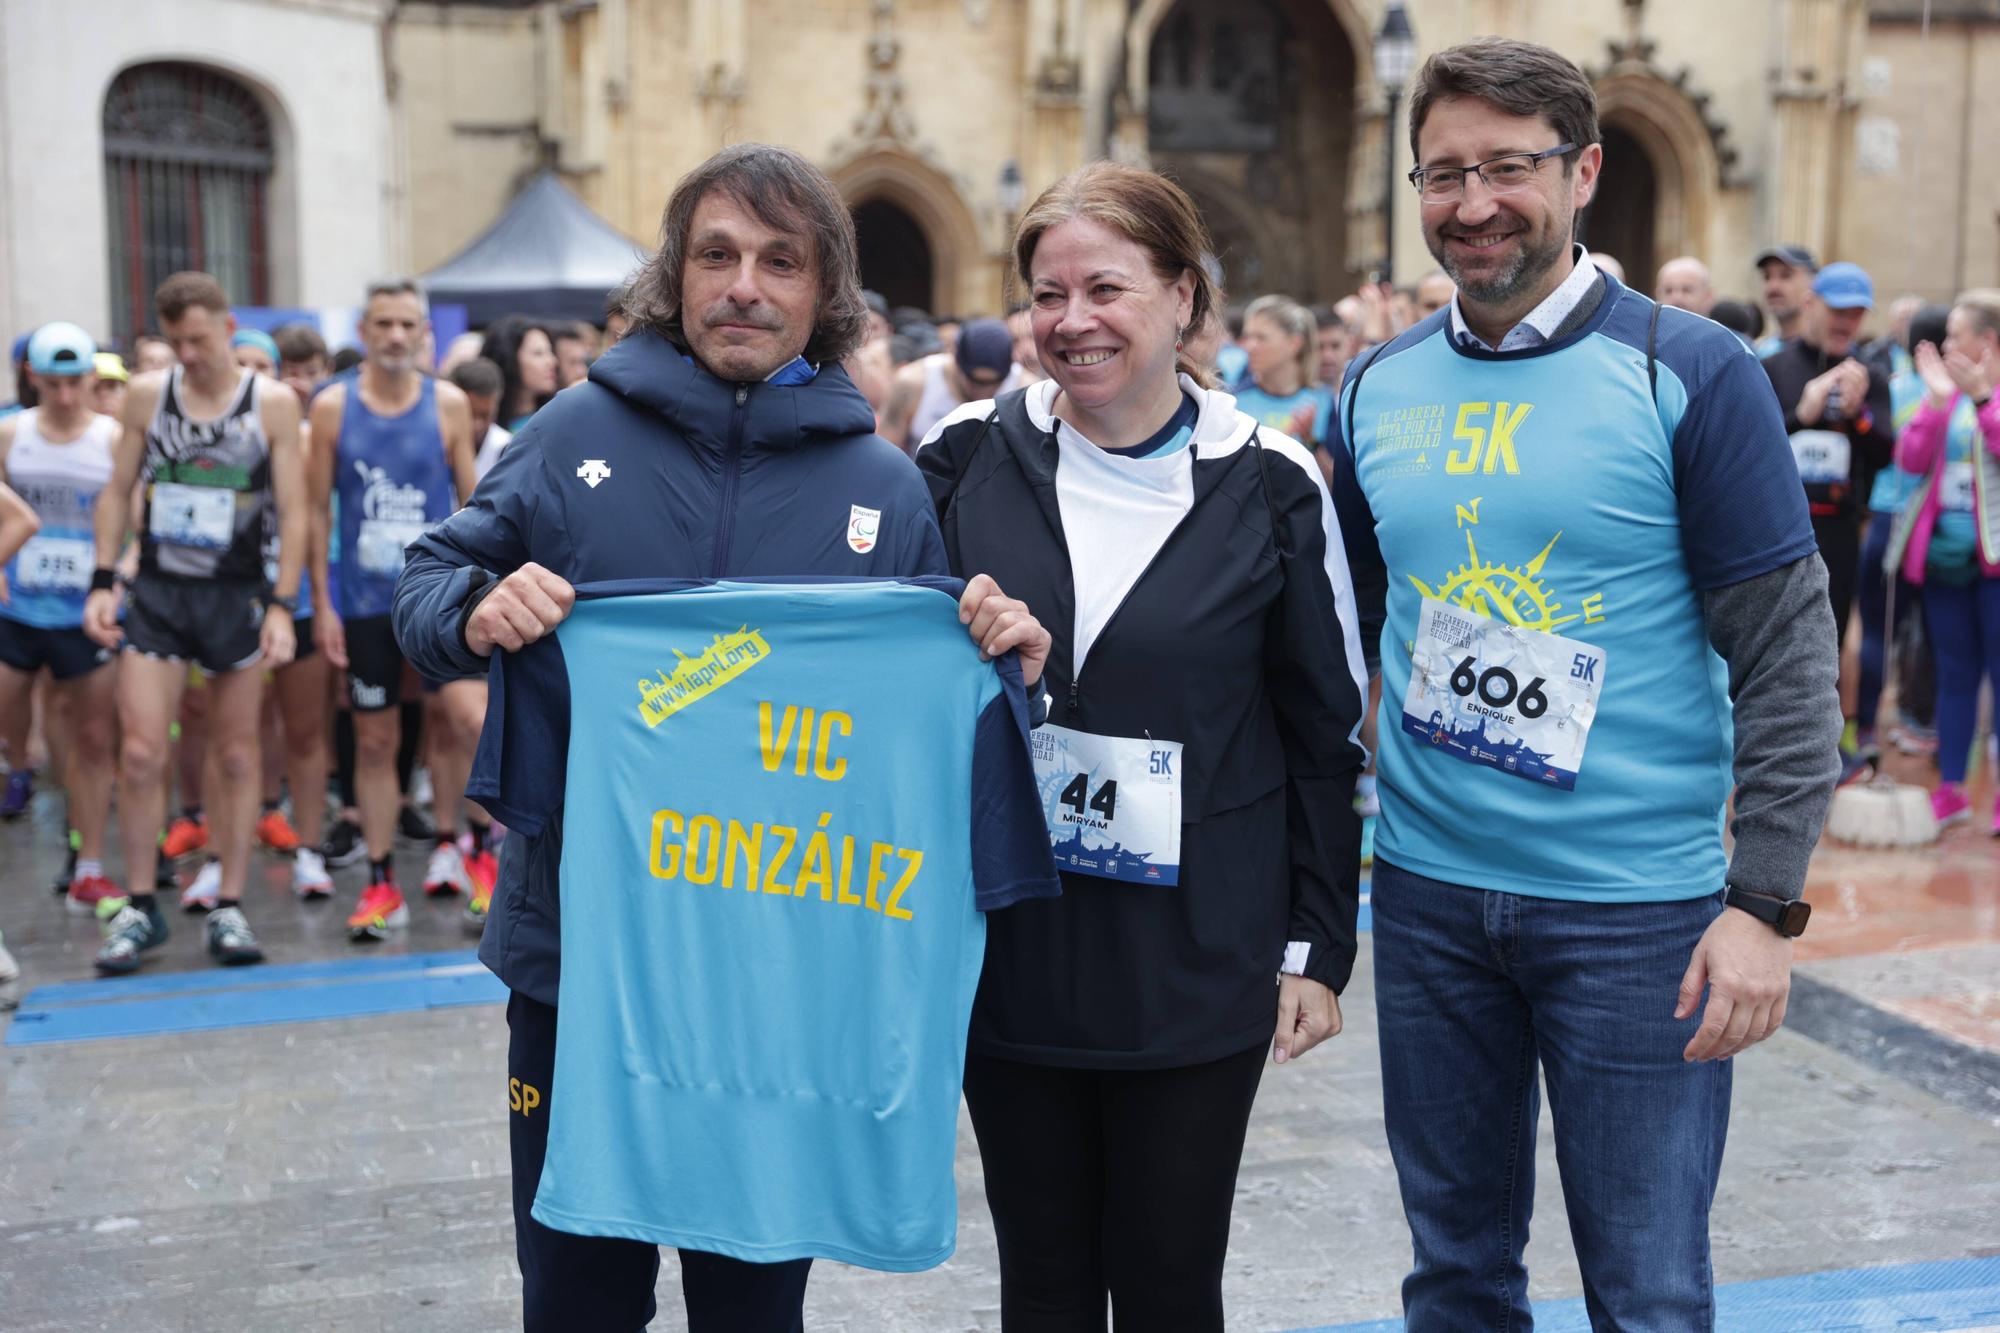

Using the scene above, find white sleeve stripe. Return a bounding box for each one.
[914,398,997,455]
[1261,437,1374,765]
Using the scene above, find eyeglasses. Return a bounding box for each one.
[1408,144,1576,202]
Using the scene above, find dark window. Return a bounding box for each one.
[1147,0,1285,154]
[103,63,273,343]
[852,199,934,314]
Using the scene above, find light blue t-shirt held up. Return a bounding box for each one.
[470,577,1058,1271]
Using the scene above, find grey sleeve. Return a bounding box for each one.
[1700,553,1843,900]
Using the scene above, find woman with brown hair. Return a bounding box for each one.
[1234,293,1336,446]
[916,162,1369,1330]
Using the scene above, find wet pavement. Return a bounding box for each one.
[1,757,1997,1330]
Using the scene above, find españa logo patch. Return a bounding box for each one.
[637,626,771,727]
[847,504,881,554]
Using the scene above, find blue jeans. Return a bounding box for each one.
[1372,859,1732,1332]
[1923,575,2000,785]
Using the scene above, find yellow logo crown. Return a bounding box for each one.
[637,626,771,727]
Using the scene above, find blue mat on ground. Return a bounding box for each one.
[1290,1255,2000,1332]
[4,949,504,1046]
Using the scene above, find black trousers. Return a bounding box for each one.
[962,1043,1267,1333]
[506,992,813,1332]
[1813,512,1862,660]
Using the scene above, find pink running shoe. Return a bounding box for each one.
[1931,783,1970,828]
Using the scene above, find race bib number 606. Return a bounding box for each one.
[1400,598,1606,791]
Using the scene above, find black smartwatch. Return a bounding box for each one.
[264,591,299,615]
[1724,886,1811,938]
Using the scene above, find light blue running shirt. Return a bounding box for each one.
[1875,367,1930,515]
[1233,382,1334,446]
[471,578,1058,1270]
[1333,284,1816,902]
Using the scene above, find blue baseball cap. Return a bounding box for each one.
[1812,262,1874,311]
[10,332,31,365]
[954,318,1014,382]
[27,322,98,377]
[231,328,280,365]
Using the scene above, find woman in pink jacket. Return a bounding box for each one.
[1896,289,2000,829]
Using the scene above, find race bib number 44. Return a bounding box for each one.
[1400,598,1606,791]
[1030,723,1182,885]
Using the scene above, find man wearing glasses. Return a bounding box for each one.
[1327,38,1841,1330]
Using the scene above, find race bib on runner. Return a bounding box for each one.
[13,535,93,592]
[1788,430,1851,486]
[150,482,236,550]
[355,518,429,577]
[1029,723,1182,885]
[1401,598,1606,792]
[1941,461,1975,513]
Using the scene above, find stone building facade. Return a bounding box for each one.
[2,0,1996,392]
[394,0,2000,316]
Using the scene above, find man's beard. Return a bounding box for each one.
[1429,219,1571,307]
[370,351,415,375]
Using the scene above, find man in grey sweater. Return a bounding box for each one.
[1325,38,1840,1332]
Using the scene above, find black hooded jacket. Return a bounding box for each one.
[918,381,1369,1070]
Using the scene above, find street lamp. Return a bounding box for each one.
[998,160,1025,220]
[1374,1,1417,281]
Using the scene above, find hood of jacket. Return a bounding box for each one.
[585,328,876,450]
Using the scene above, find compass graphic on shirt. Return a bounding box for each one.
[1407,499,1606,633]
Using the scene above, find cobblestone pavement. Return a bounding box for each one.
[1,770,1997,1330]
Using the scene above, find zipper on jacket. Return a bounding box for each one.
[710,384,749,576]
[1063,451,1218,720]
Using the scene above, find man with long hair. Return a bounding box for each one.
[394,144,1048,1333]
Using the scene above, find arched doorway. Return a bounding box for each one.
[1143,0,1358,301]
[1578,124,1658,282]
[103,62,274,343]
[852,198,935,314]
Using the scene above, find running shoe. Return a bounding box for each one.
[256,807,301,853]
[0,770,31,819]
[51,839,77,895]
[462,845,499,933]
[464,845,499,896]
[292,847,334,899]
[66,873,125,917]
[206,906,265,966]
[347,881,409,941]
[162,815,209,859]
[323,817,366,867]
[94,898,169,975]
[154,854,179,891]
[1836,746,1880,788]
[464,878,493,935]
[1931,783,1971,828]
[0,929,18,1010]
[181,860,223,913]
[1887,722,1939,757]
[397,805,437,843]
[423,841,471,897]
